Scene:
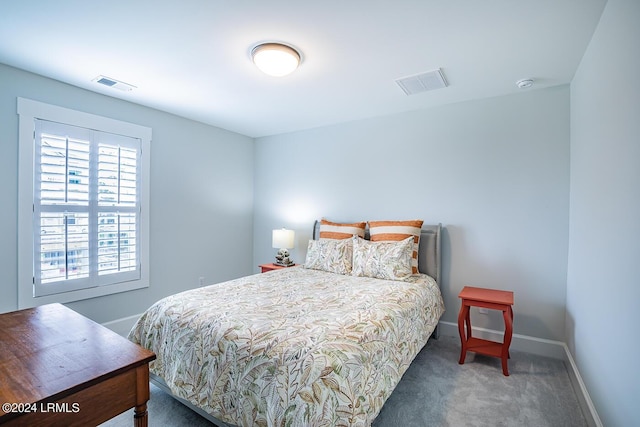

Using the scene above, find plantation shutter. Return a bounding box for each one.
[34,119,141,297]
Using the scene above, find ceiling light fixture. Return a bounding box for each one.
[251,43,301,77]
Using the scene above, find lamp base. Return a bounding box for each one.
[275,248,293,267]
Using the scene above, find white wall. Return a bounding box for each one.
[567,0,640,426]
[254,86,570,341]
[0,64,255,322]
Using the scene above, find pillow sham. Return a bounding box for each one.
[351,235,413,281]
[319,218,366,240]
[304,238,353,275]
[369,219,424,274]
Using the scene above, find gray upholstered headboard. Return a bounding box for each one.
[312,221,442,285]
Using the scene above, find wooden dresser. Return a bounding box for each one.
[0,303,155,426]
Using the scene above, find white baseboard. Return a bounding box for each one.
[562,342,603,427]
[101,313,142,337]
[438,321,566,358]
[438,321,602,427]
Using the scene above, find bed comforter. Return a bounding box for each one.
[128,266,444,427]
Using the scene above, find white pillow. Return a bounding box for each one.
[351,236,414,281]
[304,238,353,275]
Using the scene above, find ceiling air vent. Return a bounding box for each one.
[395,69,448,96]
[92,75,136,92]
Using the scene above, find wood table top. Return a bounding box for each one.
[458,286,514,306]
[0,303,155,406]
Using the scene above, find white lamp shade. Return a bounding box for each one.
[252,43,300,77]
[272,228,295,249]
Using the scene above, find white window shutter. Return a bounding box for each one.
[33,119,142,297]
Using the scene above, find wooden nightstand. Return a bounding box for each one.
[458,286,514,376]
[259,263,297,273]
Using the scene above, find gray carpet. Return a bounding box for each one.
[101,335,586,427]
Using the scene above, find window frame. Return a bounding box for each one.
[18,98,151,308]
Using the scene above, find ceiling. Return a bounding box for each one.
[0,1,606,138]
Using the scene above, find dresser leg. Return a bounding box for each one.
[134,365,150,427]
[134,403,148,427]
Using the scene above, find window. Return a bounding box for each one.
[18,98,151,308]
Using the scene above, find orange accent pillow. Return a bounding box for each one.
[319,219,366,240]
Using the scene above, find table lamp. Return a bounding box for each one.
[272,228,295,266]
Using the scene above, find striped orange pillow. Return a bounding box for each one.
[319,219,366,240]
[368,219,424,274]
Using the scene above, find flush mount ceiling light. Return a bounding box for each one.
[251,42,301,77]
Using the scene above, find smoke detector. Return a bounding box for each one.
[92,75,136,92]
[516,79,534,89]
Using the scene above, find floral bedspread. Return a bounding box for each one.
[128,267,444,427]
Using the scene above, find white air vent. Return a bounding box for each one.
[395,69,448,96]
[92,75,136,92]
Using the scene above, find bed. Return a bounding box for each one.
[128,221,444,426]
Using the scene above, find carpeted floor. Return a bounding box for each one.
[101,335,587,427]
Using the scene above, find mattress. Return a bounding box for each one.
[128,266,444,426]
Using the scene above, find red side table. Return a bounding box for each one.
[259,263,297,273]
[458,286,514,376]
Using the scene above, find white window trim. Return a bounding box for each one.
[17,97,151,308]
